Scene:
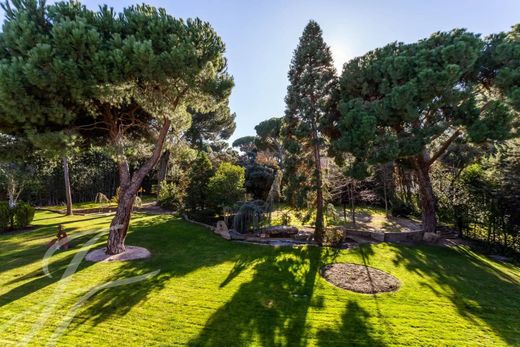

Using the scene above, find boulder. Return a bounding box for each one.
[258,225,299,238]
[423,232,439,243]
[214,221,231,240]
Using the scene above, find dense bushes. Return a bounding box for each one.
[208,163,245,209]
[158,182,185,211]
[13,202,35,229]
[0,203,10,230]
[0,202,35,232]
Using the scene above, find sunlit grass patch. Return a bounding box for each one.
[0,212,519,346]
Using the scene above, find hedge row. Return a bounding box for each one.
[0,202,35,232]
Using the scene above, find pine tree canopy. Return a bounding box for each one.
[0,0,233,146]
[332,28,519,173]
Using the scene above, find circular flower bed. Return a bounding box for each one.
[320,263,400,294]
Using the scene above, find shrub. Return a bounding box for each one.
[323,227,344,247]
[185,152,214,212]
[158,182,185,211]
[187,208,219,226]
[12,202,35,229]
[0,202,11,231]
[280,211,292,226]
[208,163,245,210]
[391,200,414,217]
[112,187,120,204]
[325,203,340,225]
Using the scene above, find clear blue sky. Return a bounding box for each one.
[2,1,519,142]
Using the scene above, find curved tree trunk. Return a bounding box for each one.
[62,156,73,216]
[106,119,171,255]
[412,153,437,237]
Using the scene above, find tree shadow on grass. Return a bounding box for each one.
[392,244,520,346]
[0,213,146,310]
[187,246,337,347]
[316,300,385,347]
[0,215,111,276]
[0,231,100,308]
[65,216,249,328]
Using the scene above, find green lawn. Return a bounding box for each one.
[1,212,519,346]
[40,195,156,212]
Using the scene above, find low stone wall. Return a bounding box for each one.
[344,228,422,243]
[182,214,215,231]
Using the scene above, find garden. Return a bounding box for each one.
[0,1,519,346]
[1,211,519,346]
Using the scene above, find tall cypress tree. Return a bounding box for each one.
[283,20,338,244]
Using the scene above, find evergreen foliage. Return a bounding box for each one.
[0,0,233,253]
[185,151,214,211]
[332,28,519,234]
[283,20,338,243]
[207,162,245,210]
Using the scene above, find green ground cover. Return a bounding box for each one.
[0,211,519,346]
[40,195,156,212]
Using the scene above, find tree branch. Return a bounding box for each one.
[428,129,461,166]
[131,117,172,187]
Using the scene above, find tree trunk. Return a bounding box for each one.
[107,182,136,254]
[7,177,16,208]
[349,181,356,226]
[313,140,324,245]
[382,164,390,218]
[412,153,437,237]
[62,156,73,216]
[106,119,171,255]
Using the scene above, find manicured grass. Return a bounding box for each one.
[1,211,519,346]
[40,195,156,212]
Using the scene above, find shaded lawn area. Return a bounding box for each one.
[0,212,519,346]
[39,195,156,212]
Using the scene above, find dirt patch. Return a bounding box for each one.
[320,263,400,294]
[85,246,151,262]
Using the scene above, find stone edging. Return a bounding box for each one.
[344,228,422,243]
[182,214,215,231]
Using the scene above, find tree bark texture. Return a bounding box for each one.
[412,153,437,236]
[313,139,325,245]
[106,119,171,255]
[62,156,73,216]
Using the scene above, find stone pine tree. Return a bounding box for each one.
[0,1,233,254]
[332,29,518,236]
[254,117,284,168]
[283,20,338,244]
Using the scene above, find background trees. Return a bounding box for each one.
[331,28,518,236]
[283,20,338,244]
[184,152,214,212]
[0,1,233,254]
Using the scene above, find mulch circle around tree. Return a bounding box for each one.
[85,246,151,262]
[320,263,401,294]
